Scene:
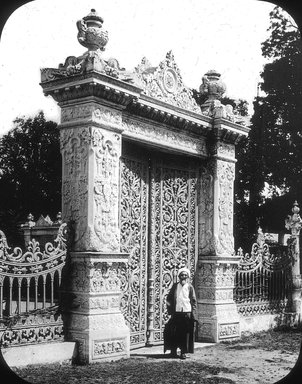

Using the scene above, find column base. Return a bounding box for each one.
[62,252,130,364]
[197,302,240,343]
[196,257,241,343]
[67,313,130,364]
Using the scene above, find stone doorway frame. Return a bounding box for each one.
[40,9,249,363]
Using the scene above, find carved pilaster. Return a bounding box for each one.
[60,104,123,253]
[59,102,130,363]
[199,143,236,258]
[197,141,239,342]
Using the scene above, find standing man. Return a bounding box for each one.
[164,267,197,359]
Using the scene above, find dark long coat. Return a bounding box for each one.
[164,282,197,353]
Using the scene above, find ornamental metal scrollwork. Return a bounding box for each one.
[119,156,148,346]
[0,224,67,276]
[235,228,292,316]
[151,162,197,337]
[0,224,67,347]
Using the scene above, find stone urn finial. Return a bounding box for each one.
[285,201,302,236]
[199,69,226,102]
[76,9,109,52]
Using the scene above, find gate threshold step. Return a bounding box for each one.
[130,342,215,357]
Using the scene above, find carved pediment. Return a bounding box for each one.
[131,51,201,114]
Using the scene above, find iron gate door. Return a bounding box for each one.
[120,142,198,348]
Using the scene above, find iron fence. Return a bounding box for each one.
[234,230,293,316]
[0,223,67,347]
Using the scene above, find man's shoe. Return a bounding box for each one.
[180,353,187,360]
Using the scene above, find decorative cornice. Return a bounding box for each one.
[41,71,249,145]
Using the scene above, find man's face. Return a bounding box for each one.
[179,272,188,284]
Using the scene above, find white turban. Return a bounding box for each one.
[178,267,190,278]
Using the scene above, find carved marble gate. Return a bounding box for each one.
[120,142,199,347]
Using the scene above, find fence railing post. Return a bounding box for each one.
[285,201,302,319]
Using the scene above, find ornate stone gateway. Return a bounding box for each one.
[120,143,200,347]
[40,9,249,363]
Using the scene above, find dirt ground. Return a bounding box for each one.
[3,328,302,384]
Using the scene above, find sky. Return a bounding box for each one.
[0,0,287,136]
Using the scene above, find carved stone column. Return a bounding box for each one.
[58,102,130,363]
[40,10,134,363]
[196,141,240,342]
[285,201,302,319]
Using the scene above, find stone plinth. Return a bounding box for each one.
[196,257,240,342]
[62,252,129,364]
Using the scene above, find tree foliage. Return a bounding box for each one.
[0,112,61,243]
[235,6,302,247]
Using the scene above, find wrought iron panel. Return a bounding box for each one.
[234,235,292,316]
[0,224,67,347]
[149,157,198,343]
[119,155,149,347]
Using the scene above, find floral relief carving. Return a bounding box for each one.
[215,289,234,301]
[69,260,126,294]
[197,262,237,303]
[61,128,89,247]
[60,125,121,252]
[92,128,120,252]
[198,166,215,255]
[215,161,235,256]
[122,119,207,156]
[90,314,127,330]
[93,339,125,357]
[61,104,123,128]
[133,51,201,114]
[217,143,235,159]
[61,105,93,123]
[150,161,198,338]
[93,107,122,126]
[218,323,240,338]
[119,156,148,345]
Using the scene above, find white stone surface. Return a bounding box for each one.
[2,342,77,368]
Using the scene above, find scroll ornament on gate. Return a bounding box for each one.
[0,223,67,284]
[41,9,128,82]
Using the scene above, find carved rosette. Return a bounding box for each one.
[133,51,201,114]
